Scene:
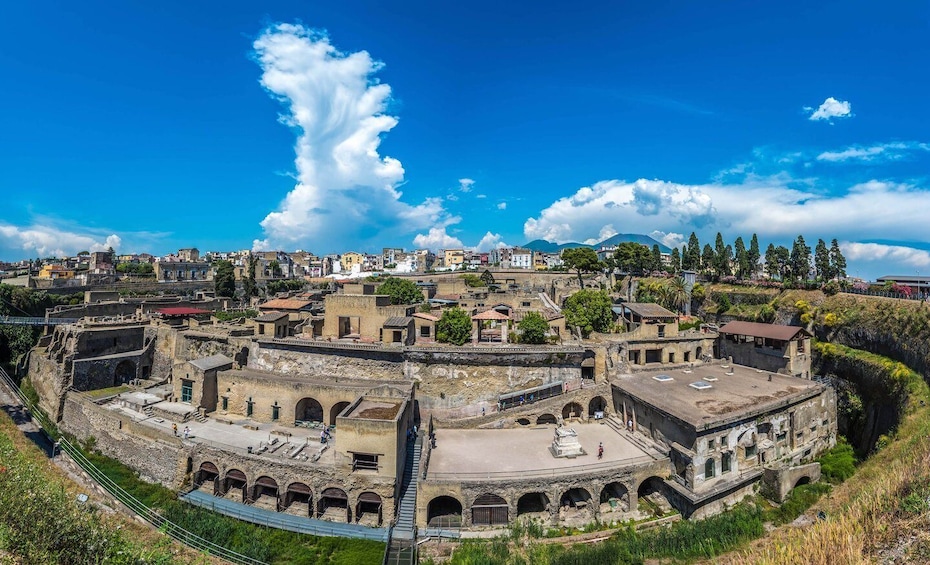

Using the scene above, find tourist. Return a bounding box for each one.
[627,418,633,432]
[598,442,604,459]
[172,423,177,437]
[183,426,190,440]
[413,424,418,438]
[481,407,486,417]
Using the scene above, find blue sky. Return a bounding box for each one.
[1,1,929,280]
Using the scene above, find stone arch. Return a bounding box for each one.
[536,413,557,425]
[317,487,350,522]
[559,488,593,523]
[195,461,218,491]
[599,482,630,513]
[283,482,312,516]
[516,492,549,518]
[427,495,463,528]
[471,493,508,526]
[637,476,673,518]
[562,402,583,421]
[295,397,324,424]
[223,469,247,501]
[330,401,352,426]
[356,492,383,526]
[516,418,531,426]
[794,476,811,488]
[114,359,136,385]
[251,476,279,510]
[588,396,607,417]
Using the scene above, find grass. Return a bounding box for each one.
[0,407,209,564]
[85,385,131,399]
[78,447,385,565]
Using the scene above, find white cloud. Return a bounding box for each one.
[524,175,930,253]
[497,202,507,210]
[412,227,464,250]
[842,242,930,269]
[0,224,121,258]
[808,97,852,122]
[458,178,475,192]
[583,225,618,245]
[474,232,508,252]
[253,24,456,250]
[651,230,685,250]
[817,142,930,163]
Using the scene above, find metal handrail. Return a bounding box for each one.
[0,366,267,565]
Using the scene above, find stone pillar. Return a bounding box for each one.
[628,485,639,513]
[501,320,508,344]
[472,320,479,344]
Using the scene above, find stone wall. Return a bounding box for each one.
[60,394,184,486]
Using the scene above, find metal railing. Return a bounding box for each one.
[0,315,79,326]
[0,366,268,565]
[425,453,658,481]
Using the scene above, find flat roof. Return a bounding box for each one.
[613,364,824,428]
[718,321,810,341]
[344,400,401,420]
[426,423,656,479]
[618,302,678,319]
[190,354,234,371]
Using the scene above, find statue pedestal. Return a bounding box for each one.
[549,427,585,458]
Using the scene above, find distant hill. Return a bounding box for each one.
[523,233,670,253]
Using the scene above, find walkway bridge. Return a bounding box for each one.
[0,316,79,326]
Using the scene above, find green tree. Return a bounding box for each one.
[684,232,701,271]
[764,243,779,280]
[563,289,613,338]
[734,237,749,279]
[213,260,236,298]
[461,273,485,287]
[436,307,472,345]
[829,239,847,279]
[376,277,423,305]
[667,276,688,313]
[268,260,282,278]
[614,242,652,276]
[561,247,602,287]
[748,233,761,278]
[789,235,811,281]
[518,311,549,344]
[480,269,495,286]
[242,254,259,299]
[814,239,830,282]
[651,244,663,273]
[701,244,715,276]
[713,232,731,279]
[669,247,681,273]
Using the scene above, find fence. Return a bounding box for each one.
[0,366,268,565]
[425,454,657,481]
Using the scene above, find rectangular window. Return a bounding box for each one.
[668,352,675,363]
[707,438,715,450]
[720,436,727,448]
[272,405,279,421]
[797,339,806,353]
[258,325,265,335]
[776,432,787,442]
[722,452,732,473]
[420,325,431,337]
[522,301,531,307]
[745,444,757,458]
[181,380,193,403]
[705,458,715,479]
[658,325,665,338]
[352,453,379,472]
[221,396,228,411]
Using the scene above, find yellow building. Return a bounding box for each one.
[340,252,365,273]
[444,249,465,268]
[38,265,75,280]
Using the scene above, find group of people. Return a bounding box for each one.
[172,423,191,439]
[320,427,332,444]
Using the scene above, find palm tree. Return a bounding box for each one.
[667,277,688,313]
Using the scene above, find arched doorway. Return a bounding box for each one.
[696,346,704,361]
[427,496,463,528]
[559,488,592,524]
[562,402,583,421]
[356,492,383,526]
[317,487,350,522]
[588,396,607,417]
[516,492,549,518]
[637,477,673,518]
[223,469,247,501]
[283,482,312,516]
[252,476,279,511]
[600,482,630,514]
[195,461,219,494]
[295,397,324,424]
[794,476,811,488]
[537,413,557,425]
[516,418,531,426]
[471,493,508,526]
[114,360,136,385]
[330,401,351,426]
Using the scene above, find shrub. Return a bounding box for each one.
[518,311,549,344]
[818,438,857,483]
[436,307,472,345]
[375,277,423,305]
[822,280,840,296]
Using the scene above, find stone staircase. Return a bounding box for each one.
[605,415,668,458]
[193,411,208,423]
[142,406,155,418]
[391,435,422,541]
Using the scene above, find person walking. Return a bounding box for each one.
[597,442,604,460]
[172,423,178,437]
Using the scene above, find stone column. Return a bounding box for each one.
[473,320,479,344]
[501,320,508,344]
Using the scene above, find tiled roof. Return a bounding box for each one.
[259,298,312,311]
[718,321,810,341]
[413,312,439,322]
[253,311,289,322]
[472,309,510,321]
[383,316,413,328]
[618,302,678,318]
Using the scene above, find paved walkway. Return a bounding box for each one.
[182,490,389,542]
